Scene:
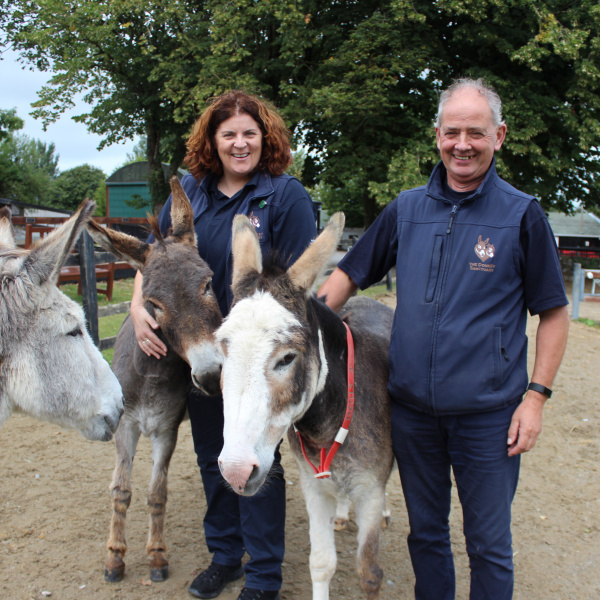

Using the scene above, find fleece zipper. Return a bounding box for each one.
[427,203,459,414]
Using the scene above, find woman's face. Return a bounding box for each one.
[215,112,263,182]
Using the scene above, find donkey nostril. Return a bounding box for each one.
[247,465,260,486]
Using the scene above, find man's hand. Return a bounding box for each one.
[507,392,545,456]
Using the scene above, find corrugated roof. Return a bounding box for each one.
[548,210,600,238]
[106,161,187,184]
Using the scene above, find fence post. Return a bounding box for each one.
[572,263,581,320]
[78,231,100,345]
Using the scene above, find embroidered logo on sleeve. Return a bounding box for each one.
[470,235,496,272]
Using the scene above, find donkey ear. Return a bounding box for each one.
[169,176,197,246]
[0,207,16,250]
[288,212,345,296]
[24,199,96,285]
[231,214,262,293]
[86,219,150,271]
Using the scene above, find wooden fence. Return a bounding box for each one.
[11,216,148,349]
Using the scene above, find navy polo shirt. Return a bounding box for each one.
[195,176,257,315]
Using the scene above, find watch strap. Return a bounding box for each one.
[527,382,553,398]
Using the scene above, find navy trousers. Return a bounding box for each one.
[391,401,521,600]
[188,389,286,592]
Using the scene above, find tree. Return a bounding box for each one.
[121,136,148,168]
[0,108,24,200]
[49,164,105,212]
[1,0,212,208]
[293,0,600,225]
[0,107,23,140]
[0,108,60,204]
[3,0,599,223]
[93,181,107,216]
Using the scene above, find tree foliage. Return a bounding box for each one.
[2,0,211,206]
[0,107,24,141]
[49,164,105,212]
[0,108,60,204]
[294,0,600,224]
[2,0,599,223]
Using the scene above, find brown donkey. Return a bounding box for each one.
[86,177,223,583]
[217,213,394,599]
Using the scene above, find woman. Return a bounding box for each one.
[130,91,317,600]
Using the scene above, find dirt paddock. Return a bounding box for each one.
[1,295,599,600]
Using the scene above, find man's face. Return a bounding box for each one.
[436,87,507,192]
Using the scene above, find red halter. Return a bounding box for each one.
[294,321,355,479]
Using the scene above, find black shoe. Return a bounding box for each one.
[237,588,280,600]
[188,561,244,599]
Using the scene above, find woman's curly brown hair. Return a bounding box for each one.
[184,90,293,181]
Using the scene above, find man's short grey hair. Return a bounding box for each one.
[435,78,505,128]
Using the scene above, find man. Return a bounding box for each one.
[318,78,569,600]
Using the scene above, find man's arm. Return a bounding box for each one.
[317,267,359,313]
[507,304,570,456]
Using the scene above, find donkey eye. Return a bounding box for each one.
[67,327,83,337]
[147,300,163,316]
[203,281,213,296]
[276,353,296,370]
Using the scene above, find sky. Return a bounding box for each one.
[1,48,139,176]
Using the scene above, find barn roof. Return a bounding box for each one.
[106,161,187,184]
[548,210,600,239]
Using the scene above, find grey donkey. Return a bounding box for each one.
[0,201,123,441]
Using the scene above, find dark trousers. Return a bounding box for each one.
[188,390,286,592]
[391,401,521,600]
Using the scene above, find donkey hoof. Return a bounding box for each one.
[104,564,125,583]
[150,565,169,581]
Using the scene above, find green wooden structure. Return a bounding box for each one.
[106,162,186,217]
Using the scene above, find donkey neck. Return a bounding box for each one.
[293,297,352,445]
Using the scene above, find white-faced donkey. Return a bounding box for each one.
[86,177,223,583]
[0,201,123,441]
[217,213,395,600]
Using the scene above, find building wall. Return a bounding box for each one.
[106,183,150,218]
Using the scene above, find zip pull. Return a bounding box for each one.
[446,205,458,234]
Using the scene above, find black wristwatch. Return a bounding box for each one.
[527,382,553,398]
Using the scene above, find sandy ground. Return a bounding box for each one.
[1,295,599,600]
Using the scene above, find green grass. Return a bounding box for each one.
[99,312,129,363]
[60,278,134,364]
[576,317,600,329]
[59,278,135,306]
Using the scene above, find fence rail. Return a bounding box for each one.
[11,215,144,348]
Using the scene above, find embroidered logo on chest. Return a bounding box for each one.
[470,235,496,272]
[474,235,495,262]
[248,212,261,229]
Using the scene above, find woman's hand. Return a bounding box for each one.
[130,270,167,359]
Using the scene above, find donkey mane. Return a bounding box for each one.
[0,268,38,355]
[147,215,164,243]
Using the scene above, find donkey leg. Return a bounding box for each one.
[105,420,141,582]
[352,485,387,600]
[146,427,179,581]
[334,495,351,531]
[299,473,338,600]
